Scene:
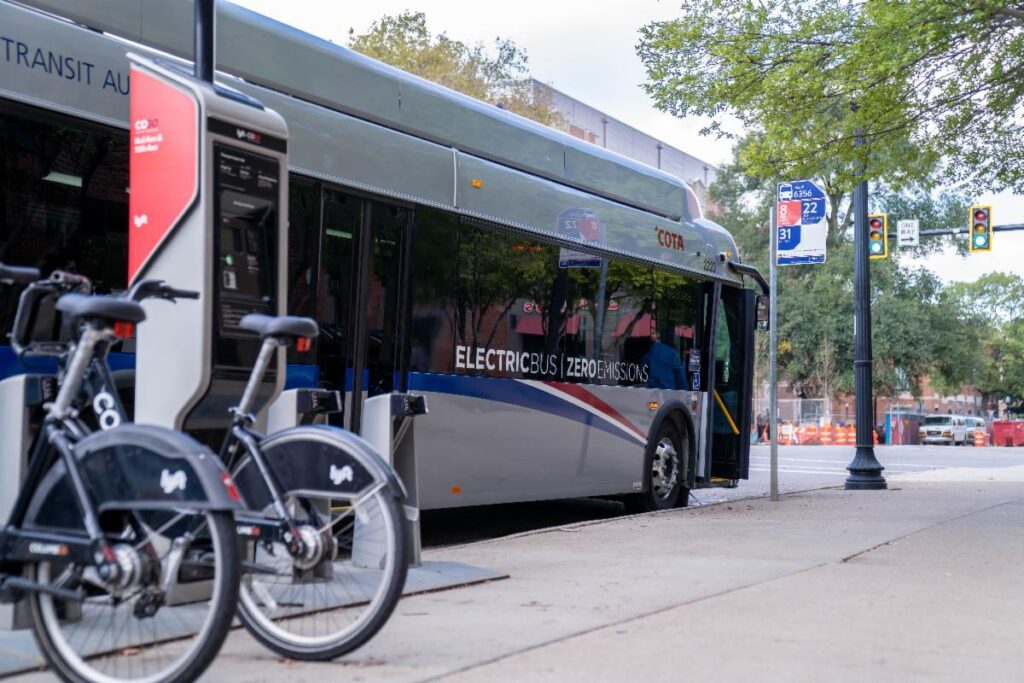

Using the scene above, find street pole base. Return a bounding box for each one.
[844,471,888,490]
[845,445,887,490]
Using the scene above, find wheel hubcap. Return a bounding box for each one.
[651,437,679,501]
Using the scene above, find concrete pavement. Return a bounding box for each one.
[12,463,1024,682]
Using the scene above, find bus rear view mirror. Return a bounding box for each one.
[756,294,770,331]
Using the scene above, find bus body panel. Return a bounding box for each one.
[410,372,703,509]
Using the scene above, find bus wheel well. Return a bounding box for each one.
[625,406,695,513]
[659,408,696,488]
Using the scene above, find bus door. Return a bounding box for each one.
[318,188,412,432]
[708,286,756,480]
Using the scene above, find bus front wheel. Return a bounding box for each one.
[627,421,688,512]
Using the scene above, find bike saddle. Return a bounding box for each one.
[239,313,319,340]
[56,293,146,325]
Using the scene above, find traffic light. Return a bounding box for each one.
[969,205,992,252]
[868,214,888,260]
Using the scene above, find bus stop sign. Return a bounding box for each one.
[776,180,827,266]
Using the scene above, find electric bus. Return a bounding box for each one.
[0,0,765,512]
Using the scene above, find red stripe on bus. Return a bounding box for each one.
[542,381,648,442]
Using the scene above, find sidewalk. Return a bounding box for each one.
[16,466,1024,682]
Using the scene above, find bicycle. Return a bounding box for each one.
[0,263,241,683]
[217,313,410,660]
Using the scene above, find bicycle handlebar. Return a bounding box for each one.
[126,279,200,303]
[4,265,199,356]
[0,263,41,285]
[11,280,60,355]
[49,270,91,292]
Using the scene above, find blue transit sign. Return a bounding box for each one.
[776,180,827,266]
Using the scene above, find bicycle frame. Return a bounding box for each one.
[217,339,324,551]
[0,324,130,573]
[213,334,409,568]
[0,288,239,597]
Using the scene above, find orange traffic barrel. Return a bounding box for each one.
[820,425,833,446]
[804,425,819,445]
[974,429,985,446]
[835,426,846,446]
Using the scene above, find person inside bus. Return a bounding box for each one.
[642,325,686,390]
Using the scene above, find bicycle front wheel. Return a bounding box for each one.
[28,509,239,683]
[236,480,408,660]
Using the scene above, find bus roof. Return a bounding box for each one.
[8,0,746,285]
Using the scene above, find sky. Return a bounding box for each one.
[233,0,1023,283]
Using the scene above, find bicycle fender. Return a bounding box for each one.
[25,425,242,530]
[233,425,406,512]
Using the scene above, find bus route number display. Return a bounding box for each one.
[776,180,827,266]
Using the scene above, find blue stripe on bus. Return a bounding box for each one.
[1,347,136,378]
[284,363,319,390]
[0,345,57,378]
[407,372,641,444]
[2,346,324,391]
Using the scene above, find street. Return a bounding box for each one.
[704,443,1024,502]
[423,445,1024,546]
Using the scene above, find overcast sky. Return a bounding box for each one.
[233,0,1023,282]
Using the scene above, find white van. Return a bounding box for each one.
[965,416,987,445]
[919,415,969,446]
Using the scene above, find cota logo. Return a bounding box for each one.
[92,391,121,430]
[655,226,685,252]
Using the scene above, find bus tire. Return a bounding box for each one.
[626,420,687,513]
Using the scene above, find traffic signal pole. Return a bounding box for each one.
[846,175,887,490]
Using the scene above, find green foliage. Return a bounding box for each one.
[638,0,1024,193]
[349,11,561,126]
[712,139,1007,405]
[935,274,1024,407]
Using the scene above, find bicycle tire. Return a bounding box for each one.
[21,425,242,683]
[232,427,409,660]
[29,509,239,683]
[236,486,408,660]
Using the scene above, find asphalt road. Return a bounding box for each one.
[421,444,1024,547]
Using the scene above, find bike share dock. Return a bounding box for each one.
[0,42,506,678]
[0,387,502,676]
[0,358,505,679]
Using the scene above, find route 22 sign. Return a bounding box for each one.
[776,180,827,266]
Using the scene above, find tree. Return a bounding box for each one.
[935,273,1024,411]
[349,12,561,126]
[638,1,1024,193]
[708,136,975,406]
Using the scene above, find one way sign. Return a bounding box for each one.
[897,219,920,247]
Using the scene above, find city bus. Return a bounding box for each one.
[0,0,765,512]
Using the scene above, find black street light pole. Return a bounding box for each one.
[846,123,887,490]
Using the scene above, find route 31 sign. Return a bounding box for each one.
[776,180,827,266]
